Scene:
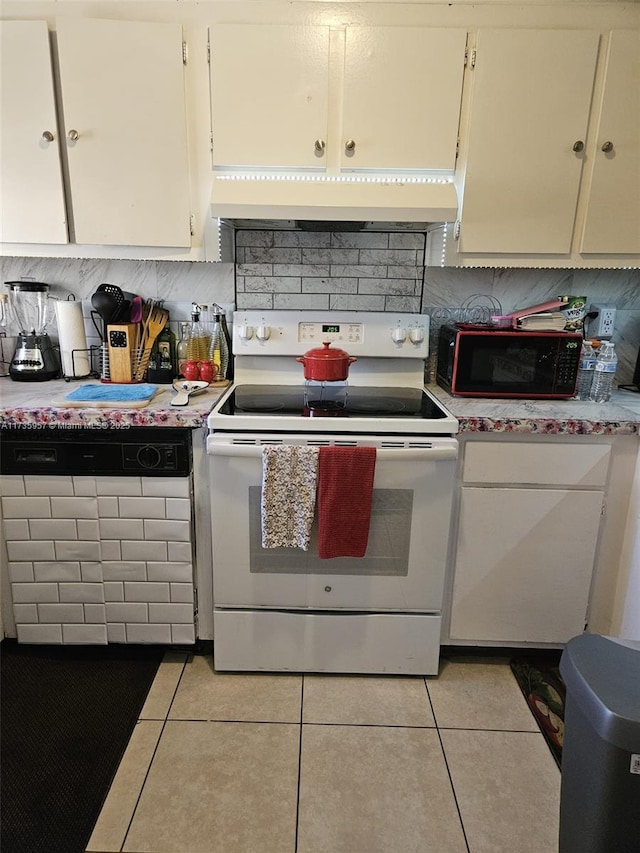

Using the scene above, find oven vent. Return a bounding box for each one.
[229,438,287,445]
[380,440,434,449]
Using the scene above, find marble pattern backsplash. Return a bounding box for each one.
[1,239,638,384]
[423,267,640,385]
[0,256,236,367]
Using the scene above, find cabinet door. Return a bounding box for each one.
[0,21,68,244]
[459,29,599,254]
[56,19,191,247]
[342,27,467,171]
[450,487,603,644]
[210,24,330,169]
[580,30,640,254]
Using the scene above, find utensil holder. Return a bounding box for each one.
[62,345,100,381]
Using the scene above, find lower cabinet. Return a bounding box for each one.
[2,474,195,645]
[448,440,611,645]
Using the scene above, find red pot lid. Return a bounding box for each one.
[303,342,351,360]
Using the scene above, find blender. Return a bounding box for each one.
[6,281,60,381]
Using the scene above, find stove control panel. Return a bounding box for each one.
[299,322,362,345]
[232,311,429,359]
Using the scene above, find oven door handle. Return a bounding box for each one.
[207,443,458,461]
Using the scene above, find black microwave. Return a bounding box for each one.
[436,325,583,398]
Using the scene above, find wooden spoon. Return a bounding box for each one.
[133,306,168,381]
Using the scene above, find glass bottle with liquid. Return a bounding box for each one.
[211,303,233,380]
[147,320,177,384]
[208,307,230,382]
[176,322,189,376]
[186,306,210,362]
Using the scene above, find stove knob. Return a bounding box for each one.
[409,327,425,345]
[391,327,407,345]
[256,325,271,342]
[238,324,254,342]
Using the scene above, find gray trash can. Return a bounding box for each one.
[559,634,640,853]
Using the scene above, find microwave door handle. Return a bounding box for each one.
[206,443,458,462]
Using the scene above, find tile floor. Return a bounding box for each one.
[86,653,561,853]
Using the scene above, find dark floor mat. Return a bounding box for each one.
[511,655,566,769]
[1,640,163,853]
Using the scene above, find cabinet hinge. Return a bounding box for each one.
[470,47,477,68]
[601,497,606,516]
[210,132,214,153]
[456,137,460,160]
[207,39,211,64]
[182,41,188,65]
[190,214,195,237]
[454,220,461,240]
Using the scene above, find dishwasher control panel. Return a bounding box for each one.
[0,428,192,476]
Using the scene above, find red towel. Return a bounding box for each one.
[317,446,377,559]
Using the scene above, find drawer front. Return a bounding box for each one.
[463,442,611,487]
[213,610,442,675]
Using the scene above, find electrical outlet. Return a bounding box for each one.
[589,303,616,339]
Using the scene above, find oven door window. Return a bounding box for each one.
[248,487,413,576]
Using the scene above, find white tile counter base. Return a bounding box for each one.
[1,474,196,645]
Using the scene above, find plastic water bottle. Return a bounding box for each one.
[576,340,597,399]
[589,341,618,402]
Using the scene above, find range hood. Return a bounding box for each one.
[210,173,459,226]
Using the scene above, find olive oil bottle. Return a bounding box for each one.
[147,321,177,383]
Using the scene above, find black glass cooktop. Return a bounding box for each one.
[218,385,448,420]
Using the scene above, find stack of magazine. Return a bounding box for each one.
[514,312,567,331]
[508,299,571,331]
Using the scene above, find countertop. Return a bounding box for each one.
[0,378,229,429]
[429,385,640,435]
[0,377,638,434]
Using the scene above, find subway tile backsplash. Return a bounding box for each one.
[235,229,424,313]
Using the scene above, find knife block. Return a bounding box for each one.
[107,323,137,383]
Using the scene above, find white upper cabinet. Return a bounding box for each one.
[341,27,466,171]
[209,23,467,173]
[1,18,192,250]
[210,24,330,170]
[458,29,600,255]
[55,19,191,247]
[580,30,640,255]
[0,21,67,244]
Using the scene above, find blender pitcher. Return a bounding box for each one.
[6,281,60,381]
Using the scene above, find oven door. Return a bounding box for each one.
[208,435,457,612]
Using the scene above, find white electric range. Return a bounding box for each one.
[206,311,458,675]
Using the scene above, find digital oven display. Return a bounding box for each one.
[299,322,362,344]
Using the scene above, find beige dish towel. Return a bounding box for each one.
[261,445,320,550]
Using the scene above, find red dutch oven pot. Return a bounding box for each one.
[296,342,357,381]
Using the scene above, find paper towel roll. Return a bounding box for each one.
[55,300,91,378]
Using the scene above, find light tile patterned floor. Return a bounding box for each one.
[86,653,560,853]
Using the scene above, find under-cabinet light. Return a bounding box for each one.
[215,174,453,185]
